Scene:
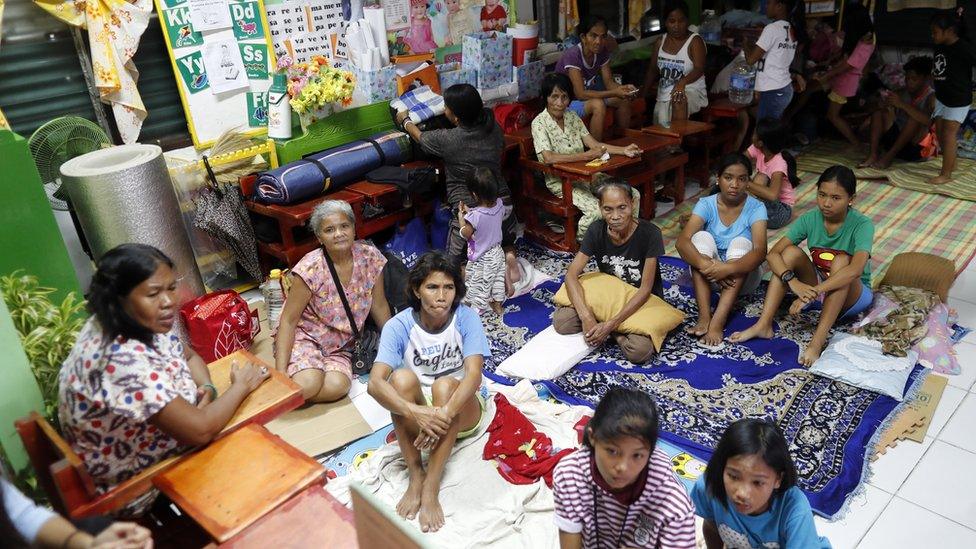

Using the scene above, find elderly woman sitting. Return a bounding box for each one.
[276,200,392,402]
[532,72,642,240]
[58,244,269,517]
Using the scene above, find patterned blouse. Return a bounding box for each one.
[531,108,591,187]
[289,241,387,354]
[58,317,198,516]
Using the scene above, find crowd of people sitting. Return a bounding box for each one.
[7,1,973,547]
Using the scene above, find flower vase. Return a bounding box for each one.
[299,103,336,133]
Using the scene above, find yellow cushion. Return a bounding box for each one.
[553,272,685,352]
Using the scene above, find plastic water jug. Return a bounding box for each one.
[700,10,721,45]
[729,57,756,105]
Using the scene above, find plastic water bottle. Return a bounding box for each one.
[261,269,285,328]
[700,10,721,45]
[729,56,756,105]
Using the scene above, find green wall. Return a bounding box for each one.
[0,297,44,471]
[0,130,81,302]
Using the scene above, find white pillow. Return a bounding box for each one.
[496,326,593,380]
[810,333,917,400]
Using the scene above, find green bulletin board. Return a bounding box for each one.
[155,0,278,147]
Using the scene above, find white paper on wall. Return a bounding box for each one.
[188,0,233,32]
[202,37,251,94]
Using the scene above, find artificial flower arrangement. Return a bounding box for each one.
[276,54,356,115]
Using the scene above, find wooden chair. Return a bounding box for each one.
[14,411,181,519]
[507,128,587,252]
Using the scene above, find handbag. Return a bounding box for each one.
[179,290,260,362]
[322,250,380,375]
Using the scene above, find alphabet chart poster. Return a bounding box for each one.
[263,0,351,67]
[156,0,277,147]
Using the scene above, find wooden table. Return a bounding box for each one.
[641,119,716,139]
[207,350,304,437]
[153,424,326,543]
[549,132,679,179]
[215,485,357,548]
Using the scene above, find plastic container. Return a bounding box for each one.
[700,10,721,45]
[267,73,292,140]
[261,268,286,328]
[729,56,756,105]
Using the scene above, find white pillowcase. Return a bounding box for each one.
[810,333,917,400]
[496,326,592,380]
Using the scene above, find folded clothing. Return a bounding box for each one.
[253,131,411,204]
[390,85,445,124]
[482,393,574,488]
[851,285,940,357]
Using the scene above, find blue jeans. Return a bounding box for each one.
[757,83,794,120]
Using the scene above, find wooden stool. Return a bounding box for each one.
[153,424,325,543]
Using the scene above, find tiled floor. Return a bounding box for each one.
[815,256,976,548]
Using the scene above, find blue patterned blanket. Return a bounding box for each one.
[481,244,925,519]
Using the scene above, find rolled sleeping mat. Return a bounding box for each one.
[254,130,412,204]
[60,144,206,302]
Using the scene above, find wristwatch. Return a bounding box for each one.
[780,270,796,283]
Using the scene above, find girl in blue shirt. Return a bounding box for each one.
[677,153,768,348]
[692,419,831,549]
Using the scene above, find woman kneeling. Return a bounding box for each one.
[677,153,768,347]
[554,178,666,363]
[276,200,392,403]
[731,165,875,365]
[367,251,490,533]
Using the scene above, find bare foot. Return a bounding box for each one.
[685,316,710,337]
[490,301,504,314]
[728,323,774,343]
[701,326,724,347]
[872,157,892,169]
[928,175,952,185]
[396,472,425,520]
[418,489,445,532]
[857,155,877,169]
[799,337,828,367]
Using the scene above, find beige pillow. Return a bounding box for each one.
[553,272,685,352]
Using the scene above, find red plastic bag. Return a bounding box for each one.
[493,103,533,134]
[179,290,260,362]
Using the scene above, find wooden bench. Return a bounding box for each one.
[244,161,436,269]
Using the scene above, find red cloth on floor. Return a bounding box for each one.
[482,393,575,488]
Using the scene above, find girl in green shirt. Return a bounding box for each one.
[730,165,875,366]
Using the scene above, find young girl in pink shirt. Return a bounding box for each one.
[746,118,799,229]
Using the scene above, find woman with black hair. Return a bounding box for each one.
[730,166,875,366]
[367,251,490,533]
[1,475,151,548]
[532,72,641,240]
[555,15,640,141]
[642,0,709,126]
[394,83,522,292]
[552,388,695,548]
[58,244,269,516]
[691,418,830,548]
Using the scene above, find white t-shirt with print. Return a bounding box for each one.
[375,305,490,386]
[754,21,796,92]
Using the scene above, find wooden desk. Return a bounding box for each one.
[551,151,643,178]
[216,485,357,548]
[207,350,304,437]
[154,424,325,543]
[703,96,750,120]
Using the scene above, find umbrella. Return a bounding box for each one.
[193,156,263,281]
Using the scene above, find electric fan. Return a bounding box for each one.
[28,116,112,211]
